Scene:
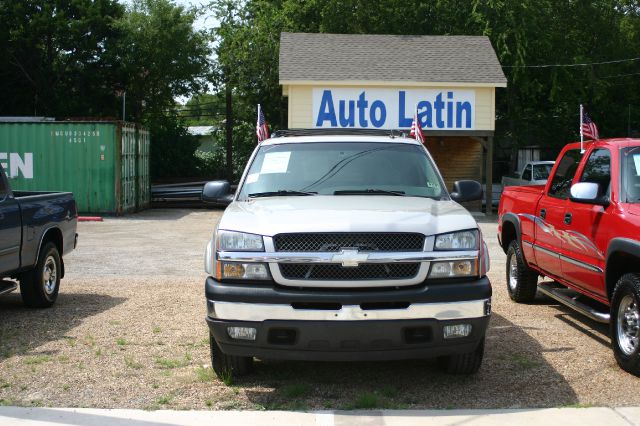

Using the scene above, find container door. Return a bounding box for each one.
[136,127,150,210]
[121,124,137,213]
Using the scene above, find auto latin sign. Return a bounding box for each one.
[312,88,475,130]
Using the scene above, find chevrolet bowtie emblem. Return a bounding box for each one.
[332,248,369,267]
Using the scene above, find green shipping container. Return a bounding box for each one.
[0,120,150,214]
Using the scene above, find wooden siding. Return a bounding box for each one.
[425,136,483,211]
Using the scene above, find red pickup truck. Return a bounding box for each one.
[498,138,640,375]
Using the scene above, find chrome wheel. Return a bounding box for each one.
[43,255,57,295]
[508,253,518,291]
[617,294,640,356]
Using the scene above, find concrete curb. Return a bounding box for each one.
[1,406,640,426]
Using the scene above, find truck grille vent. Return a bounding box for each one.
[273,233,425,252]
[279,263,420,280]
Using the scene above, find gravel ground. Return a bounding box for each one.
[0,208,637,410]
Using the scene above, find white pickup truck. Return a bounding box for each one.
[501,161,555,188]
[203,134,491,378]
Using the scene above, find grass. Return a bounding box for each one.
[155,358,186,369]
[115,338,128,347]
[24,355,52,365]
[65,337,77,347]
[152,327,161,334]
[351,392,379,409]
[380,386,398,398]
[83,336,96,347]
[509,353,542,370]
[157,395,172,405]
[195,366,215,383]
[125,356,144,370]
[281,383,309,399]
[62,384,70,391]
[205,399,213,407]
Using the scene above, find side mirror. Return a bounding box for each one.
[570,182,609,207]
[450,180,483,203]
[202,180,231,204]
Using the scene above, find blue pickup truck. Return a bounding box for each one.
[0,164,78,307]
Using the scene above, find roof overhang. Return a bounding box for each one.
[280,80,507,88]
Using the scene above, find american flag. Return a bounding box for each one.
[581,108,599,140]
[256,104,270,143]
[409,109,425,144]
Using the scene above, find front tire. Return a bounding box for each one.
[438,337,485,375]
[506,240,538,303]
[611,273,640,376]
[20,242,61,308]
[209,332,253,380]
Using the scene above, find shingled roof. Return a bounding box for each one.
[279,33,507,86]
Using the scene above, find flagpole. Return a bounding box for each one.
[579,104,584,153]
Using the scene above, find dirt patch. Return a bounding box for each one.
[0,210,637,410]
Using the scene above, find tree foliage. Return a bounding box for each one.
[0,0,212,179]
[209,0,640,178]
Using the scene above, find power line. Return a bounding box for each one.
[502,57,640,68]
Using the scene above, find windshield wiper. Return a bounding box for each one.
[248,190,317,198]
[333,189,406,196]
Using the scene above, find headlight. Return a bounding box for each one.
[217,230,264,251]
[428,260,478,278]
[218,262,270,280]
[434,230,478,251]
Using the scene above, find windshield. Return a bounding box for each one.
[622,146,640,203]
[533,164,553,180]
[237,142,445,200]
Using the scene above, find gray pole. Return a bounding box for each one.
[123,91,126,121]
[629,104,631,137]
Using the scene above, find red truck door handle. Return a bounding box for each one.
[540,208,546,220]
[564,212,572,225]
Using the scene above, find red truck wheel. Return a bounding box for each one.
[506,240,538,303]
[611,273,640,376]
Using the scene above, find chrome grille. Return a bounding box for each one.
[273,233,425,252]
[279,263,420,280]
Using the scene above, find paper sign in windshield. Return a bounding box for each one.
[260,152,291,174]
[246,173,259,183]
[633,154,640,177]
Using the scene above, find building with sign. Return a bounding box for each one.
[279,32,507,212]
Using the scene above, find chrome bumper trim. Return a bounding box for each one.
[217,250,479,264]
[207,298,490,322]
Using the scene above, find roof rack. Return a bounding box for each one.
[271,128,409,138]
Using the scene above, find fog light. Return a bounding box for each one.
[227,327,257,341]
[443,324,472,339]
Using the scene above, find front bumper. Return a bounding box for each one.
[205,276,491,361]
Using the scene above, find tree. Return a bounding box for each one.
[0,0,125,117]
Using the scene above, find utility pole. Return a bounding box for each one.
[629,104,631,137]
[122,91,126,121]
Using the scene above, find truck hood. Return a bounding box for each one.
[217,196,478,237]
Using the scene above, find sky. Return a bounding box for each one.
[121,0,217,31]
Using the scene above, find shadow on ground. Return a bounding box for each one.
[0,291,125,361]
[238,313,579,410]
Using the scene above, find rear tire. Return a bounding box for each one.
[209,332,253,380]
[611,273,640,376]
[506,240,538,303]
[438,337,485,375]
[20,242,61,308]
